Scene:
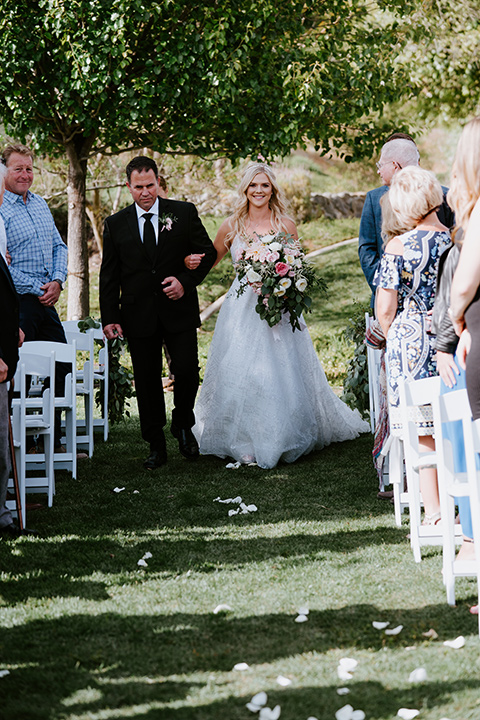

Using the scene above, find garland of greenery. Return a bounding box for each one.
[77,317,135,424]
[341,301,371,419]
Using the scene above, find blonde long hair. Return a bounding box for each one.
[225,163,293,247]
[447,116,480,232]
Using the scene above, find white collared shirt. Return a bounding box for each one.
[0,215,7,261]
[135,198,159,242]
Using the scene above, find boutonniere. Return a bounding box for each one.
[159,213,177,232]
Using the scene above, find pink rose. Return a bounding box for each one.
[288,271,295,277]
[275,262,289,277]
[266,251,280,263]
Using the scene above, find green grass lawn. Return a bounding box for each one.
[3,217,480,719]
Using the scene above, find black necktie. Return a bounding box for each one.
[143,213,156,262]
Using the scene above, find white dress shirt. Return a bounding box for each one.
[135,198,159,243]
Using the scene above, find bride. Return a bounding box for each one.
[190,163,369,468]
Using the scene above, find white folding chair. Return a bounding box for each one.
[365,313,382,434]
[63,328,95,457]
[9,351,55,526]
[20,340,78,478]
[398,375,446,563]
[87,326,109,442]
[432,388,477,604]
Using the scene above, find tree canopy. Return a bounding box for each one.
[0,0,415,317]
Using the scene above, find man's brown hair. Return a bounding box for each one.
[1,143,34,166]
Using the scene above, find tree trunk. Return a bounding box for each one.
[65,135,95,320]
[86,188,104,256]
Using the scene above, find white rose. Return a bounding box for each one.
[273,286,286,297]
[279,277,291,290]
[246,268,262,283]
[268,241,283,252]
[295,277,308,292]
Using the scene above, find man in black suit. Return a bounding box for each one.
[100,157,216,470]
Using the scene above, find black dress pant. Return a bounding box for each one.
[128,327,199,449]
[19,295,69,448]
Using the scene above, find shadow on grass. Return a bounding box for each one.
[1,604,479,719]
[0,524,409,604]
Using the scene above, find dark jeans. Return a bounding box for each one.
[19,295,69,448]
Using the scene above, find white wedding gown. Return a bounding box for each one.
[193,235,370,468]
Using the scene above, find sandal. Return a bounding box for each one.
[422,512,441,526]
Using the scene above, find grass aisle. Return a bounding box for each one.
[2,243,480,719]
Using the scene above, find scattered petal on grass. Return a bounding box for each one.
[259,706,281,720]
[335,704,354,720]
[233,662,250,671]
[298,606,310,615]
[295,614,308,623]
[247,462,258,467]
[133,490,140,494]
[246,703,261,713]
[0,670,10,678]
[137,559,148,567]
[276,675,292,686]
[339,658,358,672]
[113,486,125,493]
[246,504,258,512]
[228,509,240,517]
[142,552,152,560]
[226,461,242,469]
[443,636,465,649]
[337,667,353,681]
[385,625,403,636]
[422,628,438,639]
[409,667,427,683]
[372,621,390,630]
[352,712,365,720]
[214,496,242,504]
[397,709,420,720]
[337,688,350,695]
[307,717,319,720]
[405,646,416,651]
[213,604,232,614]
[250,691,268,707]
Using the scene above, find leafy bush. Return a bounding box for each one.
[341,301,371,419]
[277,168,312,223]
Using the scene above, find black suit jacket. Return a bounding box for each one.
[100,198,216,338]
[0,254,19,382]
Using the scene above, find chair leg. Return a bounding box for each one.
[7,415,23,532]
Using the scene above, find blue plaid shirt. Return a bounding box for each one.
[0,189,68,296]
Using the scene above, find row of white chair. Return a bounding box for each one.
[7,324,109,526]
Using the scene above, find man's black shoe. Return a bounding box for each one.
[144,449,167,470]
[0,522,39,539]
[171,424,199,460]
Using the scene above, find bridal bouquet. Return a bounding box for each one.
[234,232,326,331]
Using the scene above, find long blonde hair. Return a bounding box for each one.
[380,192,409,248]
[447,116,480,232]
[225,163,292,247]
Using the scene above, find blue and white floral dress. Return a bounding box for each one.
[374,228,450,433]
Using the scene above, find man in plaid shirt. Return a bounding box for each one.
[0,143,68,452]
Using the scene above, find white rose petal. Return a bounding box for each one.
[214,496,242,503]
[372,621,390,630]
[246,268,262,283]
[352,711,365,720]
[213,604,232,614]
[295,614,308,623]
[397,709,420,720]
[337,667,353,681]
[279,277,291,290]
[273,286,286,297]
[385,625,403,635]
[233,662,250,671]
[250,691,268,708]
[142,551,152,560]
[225,462,242,469]
[298,606,310,615]
[137,559,148,567]
[339,658,358,672]
[259,706,281,720]
[0,670,10,678]
[443,635,465,649]
[276,675,292,686]
[268,242,282,252]
[337,688,350,695]
[228,508,240,516]
[113,486,125,493]
[307,717,319,720]
[295,277,308,292]
[246,504,258,512]
[246,702,261,713]
[409,667,427,683]
[133,490,140,494]
[335,704,354,720]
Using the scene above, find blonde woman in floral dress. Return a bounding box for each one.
[189,163,368,468]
